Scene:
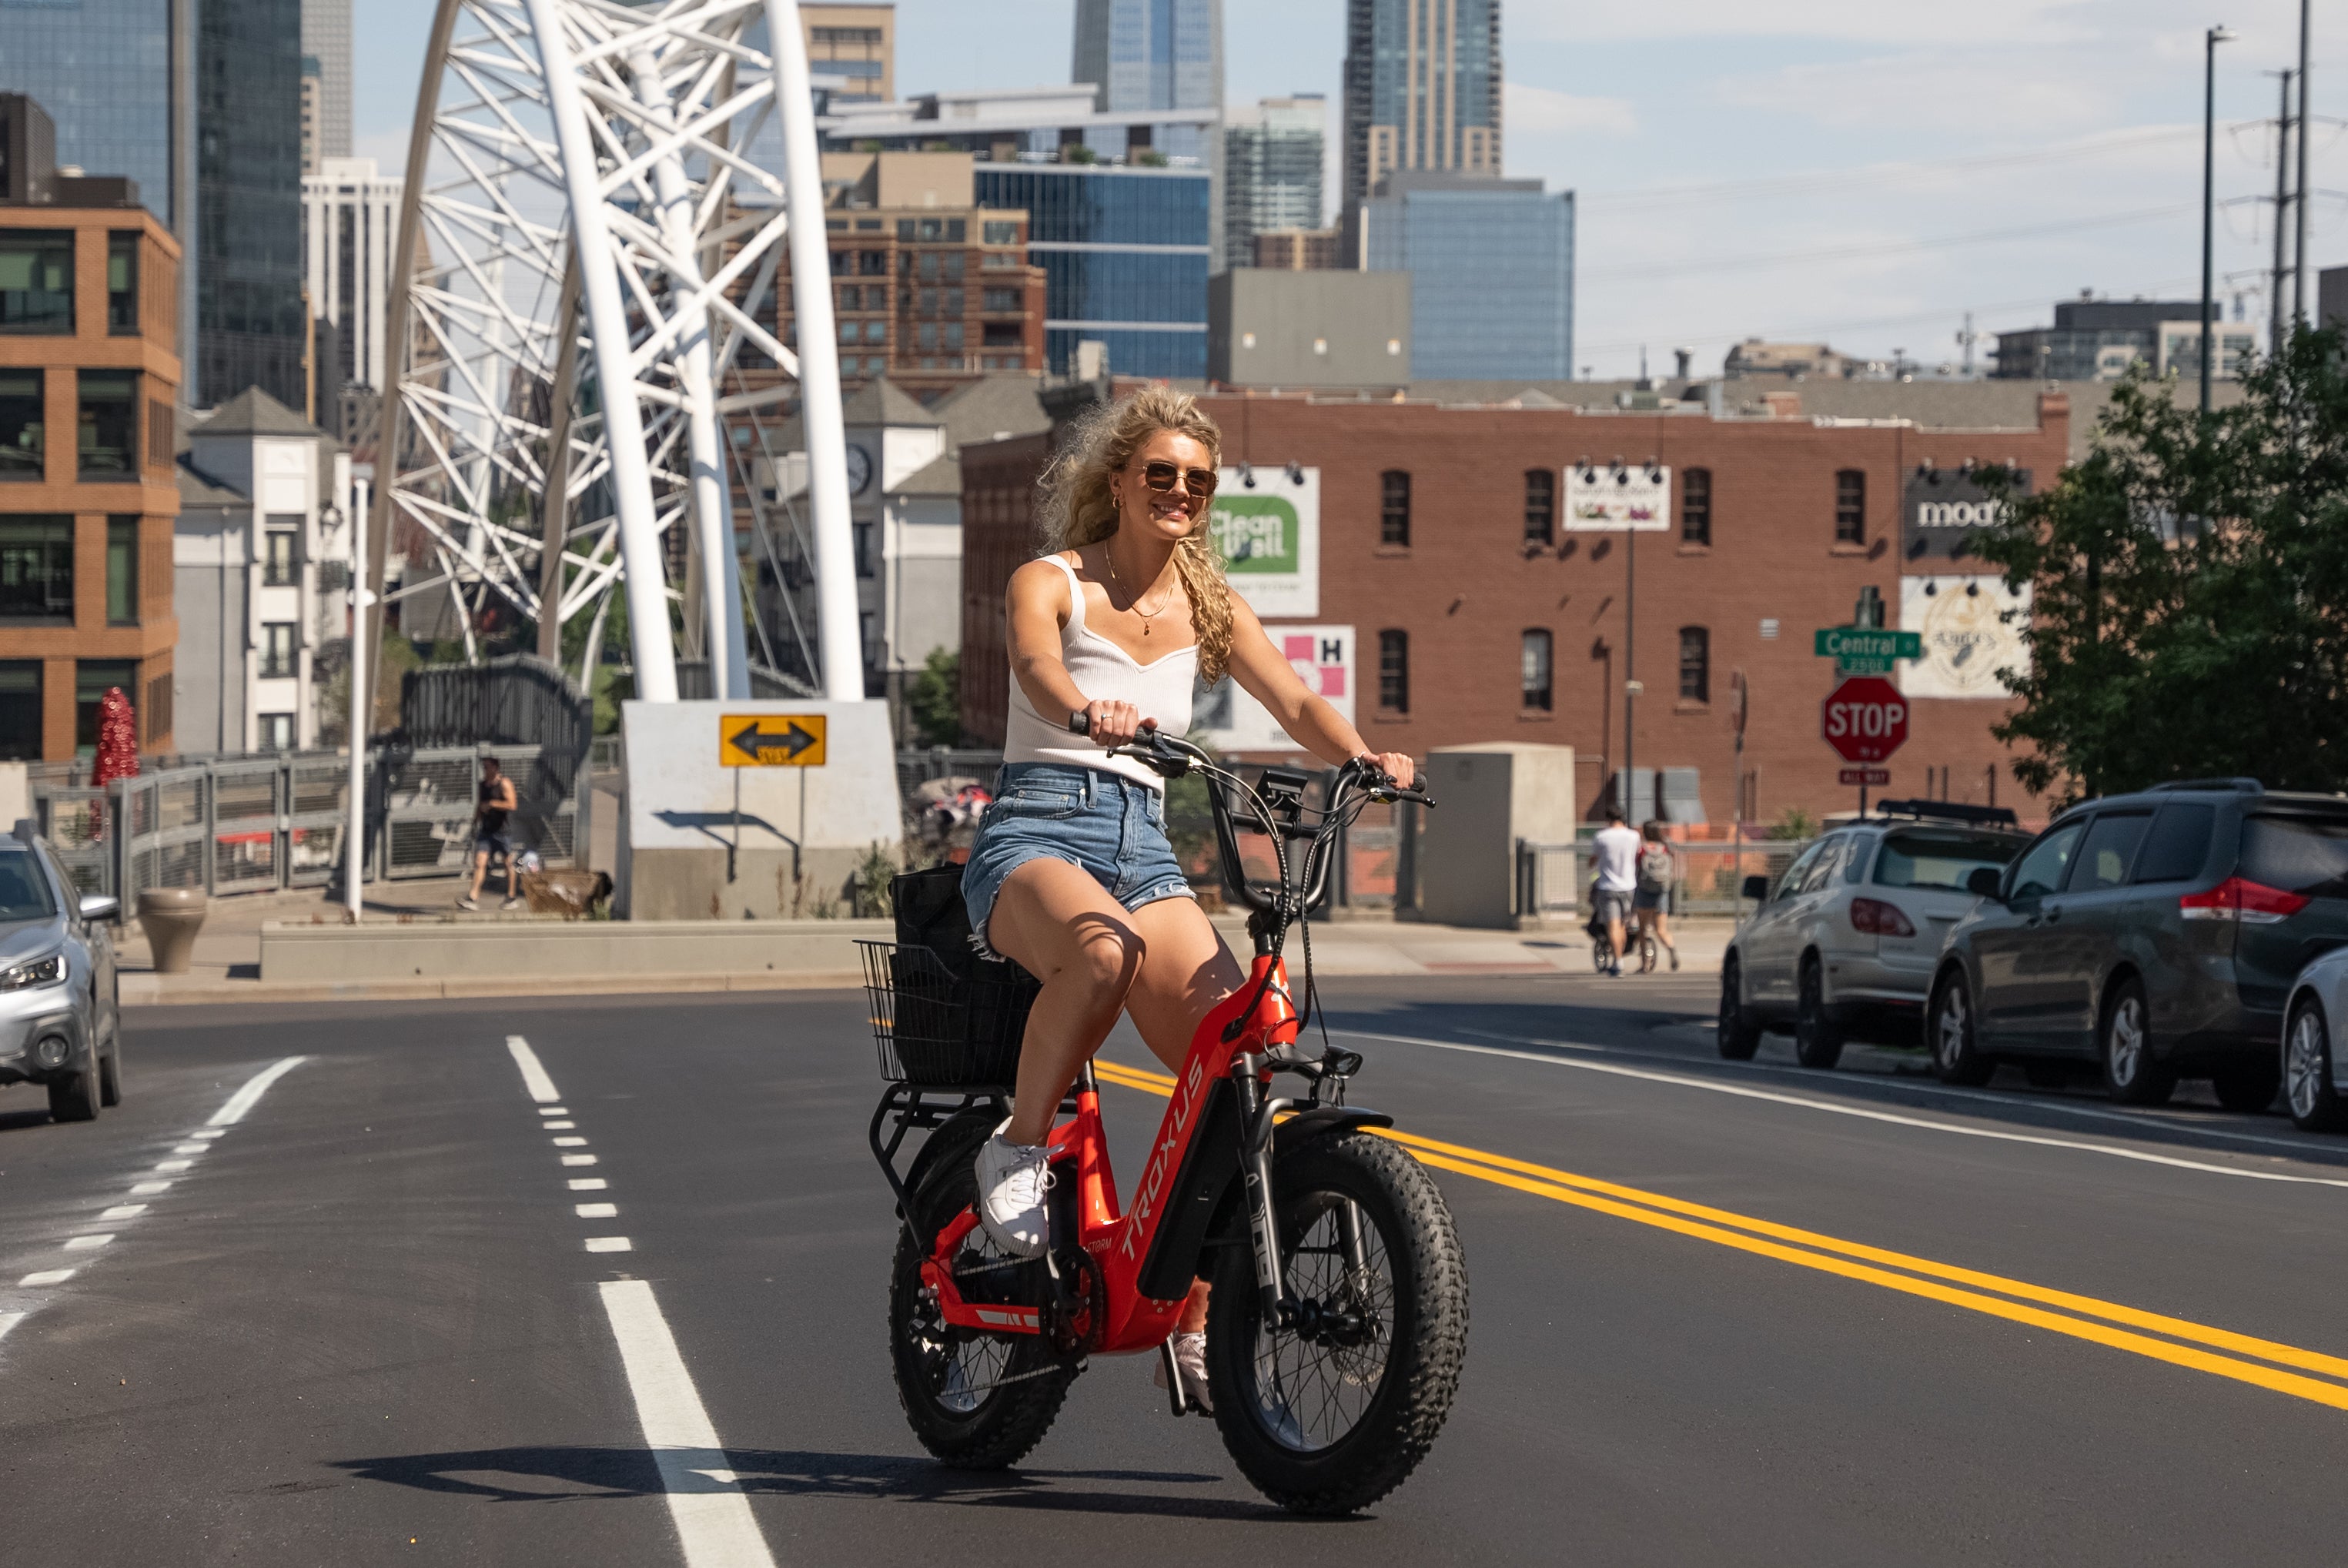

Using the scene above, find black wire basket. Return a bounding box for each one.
[857,940,1039,1087]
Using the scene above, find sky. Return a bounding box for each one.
[354,1,2348,379]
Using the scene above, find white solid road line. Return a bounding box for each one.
[1344,1028,2348,1192]
[597,1279,779,1568]
[507,1036,562,1103]
[208,1055,309,1127]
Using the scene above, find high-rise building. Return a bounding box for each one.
[1072,0,1222,165]
[1223,95,1323,270]
[299,0,351,173]
[803,3,893,104]
[1342,0,1503,207]
[302,155,399,430]
[1358,172,1571,380]
[196,0,305,412]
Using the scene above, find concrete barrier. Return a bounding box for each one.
[260,917,893,984]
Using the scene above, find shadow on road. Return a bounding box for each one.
[333,1446,1302,1522]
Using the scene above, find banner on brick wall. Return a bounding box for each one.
[1210,465,1319,618]
[1565,463,1672,530]
[1196,625,1354,753]
[1898,577,2031,699]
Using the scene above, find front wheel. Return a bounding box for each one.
[1207,1132,1468,1516]
[2099,977,2174,1106]
[1928,971,1994,1087]
[2285,997,2348,1132]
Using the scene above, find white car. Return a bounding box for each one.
[1720,802,2030,1069]
[2283,948,2348,1132]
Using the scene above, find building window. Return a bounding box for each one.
[263,523,299,587]
[259,622,297,680]
[918,322,938,352]
[1679,627,1711,703]
[0,662,39,761]
[853,521,875,579]
[259,713,294,752]
[0,370,41,480]
[943,322,964,352]
[77,370,139,479]
[75,660,137,754]
[0,231,73,334]
[1380,470,1411,547]
[1378,630,1410,714]
[149,398,172,469]
[106,517,138,625]
[1681,466,1712,546]
[1835,469,1866,544]
[1521,630,1554,711]
[860,251,887,276]
[1524,469,1554,546]
[867,319,888,345]
[108,232,139,334]
[0,517,72,623]
[983,220,1019,246]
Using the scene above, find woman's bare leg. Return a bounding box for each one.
[985,858,1146,1145]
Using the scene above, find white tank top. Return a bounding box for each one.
[1002,553,1197,792]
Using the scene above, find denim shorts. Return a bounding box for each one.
[962,762,1194,957]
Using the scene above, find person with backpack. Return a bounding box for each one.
[1634,820,1682,972]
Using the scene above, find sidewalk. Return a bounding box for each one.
[115,885,1731,1007]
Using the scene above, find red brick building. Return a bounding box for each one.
[960,386,2072,828]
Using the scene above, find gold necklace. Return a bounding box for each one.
[1103,548,1176,634]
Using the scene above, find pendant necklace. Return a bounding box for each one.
[1104,549,1172,636]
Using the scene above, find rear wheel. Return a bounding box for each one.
[2099,977,2174,1106]
[1928,971,1994,1087]
[1718,956,1761,1061]
[887,1134,1074,1468]
[1207,1132,1467,1516]
[1793,958,1845,1071]
[2284,997,2348,1132]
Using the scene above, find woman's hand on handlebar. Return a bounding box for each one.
[1077,699,1152,749]
[1355,751,1418,789]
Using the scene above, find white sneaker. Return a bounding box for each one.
[973,1122,1050,1258]
[1154,1330,1212,1415]
[501,896,526,911]
[456,895,479,911]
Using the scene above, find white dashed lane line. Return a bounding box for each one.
[18,1269,72,1287]
[503,1036,774,1568]
[0,1311,22,1342]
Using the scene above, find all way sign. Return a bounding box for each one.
[719,714,828,767]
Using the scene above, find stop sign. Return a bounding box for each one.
[1822,676,1908,764]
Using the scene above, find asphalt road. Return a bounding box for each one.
[8,973,2348,1564]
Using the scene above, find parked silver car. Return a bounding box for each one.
[2283,946,2348,1132]
[0,826,122,1123]
[1721,801,2029,1069]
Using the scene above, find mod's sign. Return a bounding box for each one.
[1564,463,1672,531]
[1904,469,2029,563]
[1209,465,1319,617]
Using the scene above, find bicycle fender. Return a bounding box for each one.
[1274,1105,1396,1150]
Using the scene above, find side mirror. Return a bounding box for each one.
[78,893,119,922]
[1966,867,2002,899]
[1741,874,1771,903]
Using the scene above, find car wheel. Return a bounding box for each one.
[98,1028,122,1108]
[1928,971,1994,1087]
[47,1065,99,1123]
[2284,996,2348,1132]
[2099,977,2174,1106]
[1794,957,1844,1070]
[1718,955,1761,1061]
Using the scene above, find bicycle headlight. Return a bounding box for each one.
[0,953,65,991]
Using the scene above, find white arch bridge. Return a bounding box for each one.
[364,0,858,705]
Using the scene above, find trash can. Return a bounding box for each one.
[136,887,207,975]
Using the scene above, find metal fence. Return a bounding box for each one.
[1511,837,1818,921]
[35,744,588,906]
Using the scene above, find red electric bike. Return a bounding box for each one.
[864,731,1467,1515]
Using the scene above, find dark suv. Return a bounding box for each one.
[1925,780,2348,1108]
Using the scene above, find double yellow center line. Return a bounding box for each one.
[1089,1057,2348,1413]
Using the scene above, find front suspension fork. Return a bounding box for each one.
[1231,1060,1287,1323]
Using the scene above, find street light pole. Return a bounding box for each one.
[2203,24,2237,415]
[2295,0,2313,327]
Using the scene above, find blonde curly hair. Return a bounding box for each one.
[1035,386,1233,682]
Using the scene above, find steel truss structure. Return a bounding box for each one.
[368,0,858,706]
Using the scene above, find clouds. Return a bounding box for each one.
[1506,81,1637,137]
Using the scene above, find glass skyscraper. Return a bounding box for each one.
[976,164,1210,381]
[1071,0,1222,165]
[0,0,185,226]
[1342,0,1502,206]
[1361,173,1573,381]
[1222,96,1323,269]
[197,0,305,410]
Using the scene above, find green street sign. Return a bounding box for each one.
[1815,627,1922,662]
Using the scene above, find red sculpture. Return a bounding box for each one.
[89,687,138,841]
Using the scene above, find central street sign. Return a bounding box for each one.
[1815,627,1923,662]
[1822,677,1909,764]
[719,714,828,767]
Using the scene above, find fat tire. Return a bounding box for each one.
[2285,997,2348,1132]
[1928,971,1995,1087]
[886,1135,1073,1469]
[1206,1132,1467,1516]
[1793,958,1845,1071]
[2099,977,2175,1106]
[47,1065,98,1123]
[1718,957,1761,1061]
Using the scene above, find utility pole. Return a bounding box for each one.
[2271,69,2295,357]
[2296,0,2313,328]
[2202,25,2237,414]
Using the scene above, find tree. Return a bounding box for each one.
[905,648,961,747]
[1972,329,2348,804]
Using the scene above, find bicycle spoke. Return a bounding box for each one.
[1248,1192,1395,1453]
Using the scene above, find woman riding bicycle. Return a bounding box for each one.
[964,386,1416,1407]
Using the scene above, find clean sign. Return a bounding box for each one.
[1210,466,1319,618]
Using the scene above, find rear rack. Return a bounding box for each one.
[1869,797,2021,828]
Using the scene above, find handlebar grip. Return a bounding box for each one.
[1068,710,1091,737]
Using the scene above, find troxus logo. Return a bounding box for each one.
[1119,1053,1211,1264]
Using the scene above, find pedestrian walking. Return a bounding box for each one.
[1635,820,1681,971]
[459,756,525,911]
[1591,807,1642,977]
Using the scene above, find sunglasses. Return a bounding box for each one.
[1136,460,1218,506]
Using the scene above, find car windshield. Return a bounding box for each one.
[2241,814,2348,899]
[0,851,57,921]
[1872,830,2024,894]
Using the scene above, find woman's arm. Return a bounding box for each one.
[1223,593,1416,787]
[1005,556,1152,747]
